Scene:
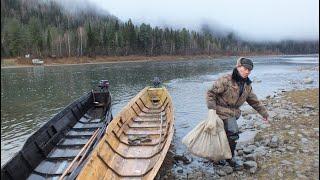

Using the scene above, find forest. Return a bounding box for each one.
[1,0,319,59]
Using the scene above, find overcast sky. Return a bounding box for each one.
[60,0,319,42]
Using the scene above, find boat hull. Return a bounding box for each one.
[1,90,112,180]
[77,87,174,180]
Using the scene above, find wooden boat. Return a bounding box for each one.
[77,86,174,180]
[1,80,113,180]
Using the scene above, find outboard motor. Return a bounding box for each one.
[99,80,109,92]
[93,80,110,106]
[152,77,161,88]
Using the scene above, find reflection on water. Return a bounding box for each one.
[1,55,319,165]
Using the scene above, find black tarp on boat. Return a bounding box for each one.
[1,80,113,180]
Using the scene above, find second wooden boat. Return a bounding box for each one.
[1,80,113,180]
[77,86,174,180]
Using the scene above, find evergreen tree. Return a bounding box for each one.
[46,28,52,55]
[86,22,95,56]
[0,0,318,58]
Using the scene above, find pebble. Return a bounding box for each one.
[288,131,295,135]
[237,150,244,156]
[259,124,270,129]
[302,104,315,110]
[261,138,271,146]
[268,168,276,175]
[281,160,292,165]
[243,161,258,169]
[243,145,257,154]
[284,125,291,129]
[302,149,309,153]
[295,160,303,165]
[269,136,279,148]
[286,146,296,151]
[216,169,227,176]
[277,148,286,153]
[254,146,267,157]
[177,168,183,173]
[249,166,258,174]
[301,138,309,144]
[244,154,257,161]
[222,166,233,174]
[303,77,313,84]
[303,114,310,117]
[271,135,279,142]
[296,173,308,179]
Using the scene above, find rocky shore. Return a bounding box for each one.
[156,88,319,179]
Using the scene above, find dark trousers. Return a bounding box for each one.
[223,120,240,158]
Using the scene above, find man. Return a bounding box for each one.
[206,57,269,169]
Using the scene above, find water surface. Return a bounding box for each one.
[1,55,319,166]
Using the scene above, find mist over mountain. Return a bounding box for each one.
[1,0,318,58]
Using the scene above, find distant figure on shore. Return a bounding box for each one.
[206,57,269,170]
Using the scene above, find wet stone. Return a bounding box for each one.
[271,135,279,143]
[268,168,277,176]
[173,154,191,164]
[303,77,313,84]
[244,154,257,161]
[249,166,258,174]
[281,160,292,165]
[244,161,258,169]
[243,145,257,154]
[295,160,303,165]
[222,166,233,174]
[259,123,270,129]
[302,149,309,153]
[177,168,183,173]
[288,131,295,136]
[286,146,296,151]
[261,138,271,146]
[269,136,279,148]
[302,104,315,110]
[277,147,286,153]
[301,138,309,144]
[216,169,227,176]
[254,146,267,157]
[237,171,244,175]
[237,150,244,156]
[284,125,291,129]
[236,144,244,150]
[296,172,308,179]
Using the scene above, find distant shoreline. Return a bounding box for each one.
[0,55,219,69]
[2,53,317,69]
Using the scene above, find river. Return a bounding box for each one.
[1,55,319,166]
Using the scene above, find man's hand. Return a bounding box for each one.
[262,116,269,123]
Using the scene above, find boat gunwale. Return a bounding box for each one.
[77,86,175,179]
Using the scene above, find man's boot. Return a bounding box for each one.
[226,135,243,170]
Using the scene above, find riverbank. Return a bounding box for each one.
[1,52,282,69]
[156,88,319,179]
